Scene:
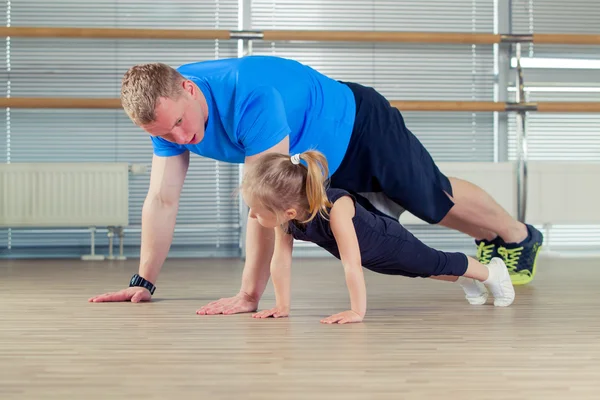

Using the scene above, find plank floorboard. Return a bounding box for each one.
[1,255,599,399]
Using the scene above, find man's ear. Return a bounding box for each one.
[182,79,195,96]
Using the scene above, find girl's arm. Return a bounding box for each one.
[325,195,367,324]
[253,224,294,318]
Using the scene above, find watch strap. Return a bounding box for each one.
[129,274,156,295]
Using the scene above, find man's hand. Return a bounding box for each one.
[196,291,259,315]
[320,310,364,324]
[252,305,290,319]
[88,287,151,303]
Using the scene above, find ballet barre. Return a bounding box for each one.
[1,98,599,113]
[1,26,600,46]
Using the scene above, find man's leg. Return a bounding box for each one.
[439,176,544,286]
[374,111,543,285]
[329,81,542,285]
[440,176,526,243]
[434,193,505,267]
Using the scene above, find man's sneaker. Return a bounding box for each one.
[475,236,503,265]
[498,224,544,286]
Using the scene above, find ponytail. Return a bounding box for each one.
[295,150,332,223]
[240,149,333,224]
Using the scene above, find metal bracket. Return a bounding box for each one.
[500,34,534,43]
[230,30,264,40]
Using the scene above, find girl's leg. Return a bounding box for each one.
[379,220,515,306]
[463,256,491,281]
[430,273,489,305]
[429,275,459,282]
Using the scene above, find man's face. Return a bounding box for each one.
[141,80,206,145]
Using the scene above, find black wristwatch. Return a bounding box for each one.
[129,274,156,295]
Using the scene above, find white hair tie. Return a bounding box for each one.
[290,154,301,165]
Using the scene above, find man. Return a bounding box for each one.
[89,55,543,312]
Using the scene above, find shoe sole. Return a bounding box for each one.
[510,244,542,286]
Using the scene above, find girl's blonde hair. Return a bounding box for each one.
[241,150,333,223]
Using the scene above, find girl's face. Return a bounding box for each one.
[244,194,297,229]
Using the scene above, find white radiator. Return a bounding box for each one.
[0,162,129,228]
[400,161,600,226]
[1,162,130,261]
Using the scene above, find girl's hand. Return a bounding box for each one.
[252,306,290,319]
[320,310,364,324]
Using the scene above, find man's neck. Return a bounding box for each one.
[192,81,209,124]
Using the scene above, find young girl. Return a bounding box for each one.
[240,150,515,324]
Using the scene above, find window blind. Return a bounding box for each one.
[510,0,600,252]
[1,0,241,258]
[512,0,600,59]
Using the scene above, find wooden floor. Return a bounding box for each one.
[1,255,599,399]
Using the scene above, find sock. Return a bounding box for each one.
[507,224,531,246]
[476,235,499,244]
[521,225,532,244]
[483,258,516,307]
[457,276,485,296]
[457,276,488,305]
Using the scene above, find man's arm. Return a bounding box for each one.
[89,151,189,303]
[253,226,294,318]
[269,225,294,310]
[252,224,294,318]
[196,136,290,315]
[196,85,292,314]
[238,136,290,301]
[138,152,190,283]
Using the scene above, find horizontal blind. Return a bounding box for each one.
[253,0,495,256]
[1,1,240,257]
[253,0,493,32]
[508,90,600,250]
[508,91,600,161]
[509,0,600,251]
[512,0,600,59]
[11,0,238,28]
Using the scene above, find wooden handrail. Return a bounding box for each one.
[2,97,600,113]
[389,101,506,112]
[535,102,600,113]
[0,27,231,40]
[533,33,600,46]
[0,98,121,109]
[262,30,501,44]
[1,26,600,45]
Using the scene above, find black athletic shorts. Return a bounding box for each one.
[330,81,455,225]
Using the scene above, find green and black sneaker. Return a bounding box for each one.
[475,237,503,265]
[498,224,544,286]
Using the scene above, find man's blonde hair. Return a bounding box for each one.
[120,62,185,125]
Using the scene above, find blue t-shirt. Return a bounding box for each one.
[150,55,356,176]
